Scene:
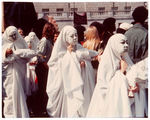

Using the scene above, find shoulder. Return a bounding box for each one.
[125,25,147,37]
[40,37,47,42]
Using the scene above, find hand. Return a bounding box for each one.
[97,55,101,62]
[130,83,139,93]
[28,44,32,49]
[120,59,128,74]
[80,61,85,68]
[6,48,13,57]
[92,55,98,60]
[67,45,74,53]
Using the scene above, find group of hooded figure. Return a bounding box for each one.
[2,6,148,118]
[2,24,147,118]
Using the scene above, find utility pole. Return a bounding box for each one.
[112,2,115,16]
[67,3,70,18]
[84,2,87,12]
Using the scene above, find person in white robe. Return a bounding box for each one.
[46,25,97,117]
[2,26,37,118]
[24,32,39,95]
[25,32,39,50]
[87,33,132,117]
[126,57,148,117]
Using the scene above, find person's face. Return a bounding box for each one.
[18,29,24,36]
[30,34,36,40]
[116,38,128,54]
[8,31,17,42]
[66,30,78,46]
[53,33,59,43]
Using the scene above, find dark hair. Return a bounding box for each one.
[116,28,126,34]
[132,6,148,24]
[103,17,116,32]
[90,21,104,38]
[42,22,56,41]
[32,18,48,39]
[74,25,86,44]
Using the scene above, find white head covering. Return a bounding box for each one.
[28,32,39,43]
[2,26,28,49]
[119,22,133,31]
[97,33,128,85]
[48,25,77,66]
[24,36,32,44]
[25,32,39,50]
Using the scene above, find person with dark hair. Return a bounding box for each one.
[18,28,25,38]
[116,22,133,34]
[74,25,86,45]
[125,6,148,63]
[102,17,116,49]
[90,21,104,40]
[124,6,148,117]
[32,18,48,40]
[53,31,60,43]
[33,22,56,116]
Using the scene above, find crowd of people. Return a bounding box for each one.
[2,6,148,118]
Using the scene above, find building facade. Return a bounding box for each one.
[33,2,147,30]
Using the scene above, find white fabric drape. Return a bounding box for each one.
[126,57,148,117]
[87,34,132,117]
[46,25,97,117]
[2,26,36,118]
[24,32,39,51]
[25,32,39,95]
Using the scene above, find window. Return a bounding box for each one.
[56,8,64,12]
[124,6,131,14]
[71,8,78,12]
[111,7,118,15]
[98,7,105,15]
[42,8,49,15]
[56,8,64,16]
[42,8,49,13]
[111,6,118,11]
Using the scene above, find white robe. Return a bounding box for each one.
[62,47,96,117]
[2,26,36,118]
[46,25,97,117]
[126,57,148,117]
[87,34,132,117]
[2,48,36,118]
[25,32,39,95]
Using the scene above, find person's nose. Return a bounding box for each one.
[74,36,77,41]
[124,43,128,49]
[12,35,16,40]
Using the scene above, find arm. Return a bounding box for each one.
[36,39,47,55]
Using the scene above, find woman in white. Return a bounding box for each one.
[2,26,37,118]
[46,25,97,117]
[24,32,39,94]
[87,34,132,117]
[126,57,148,117]
[25,32,39,50]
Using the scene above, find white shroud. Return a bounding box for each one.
[87,34,132,117]
[2,26,36,118]
[46,25,96,117]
